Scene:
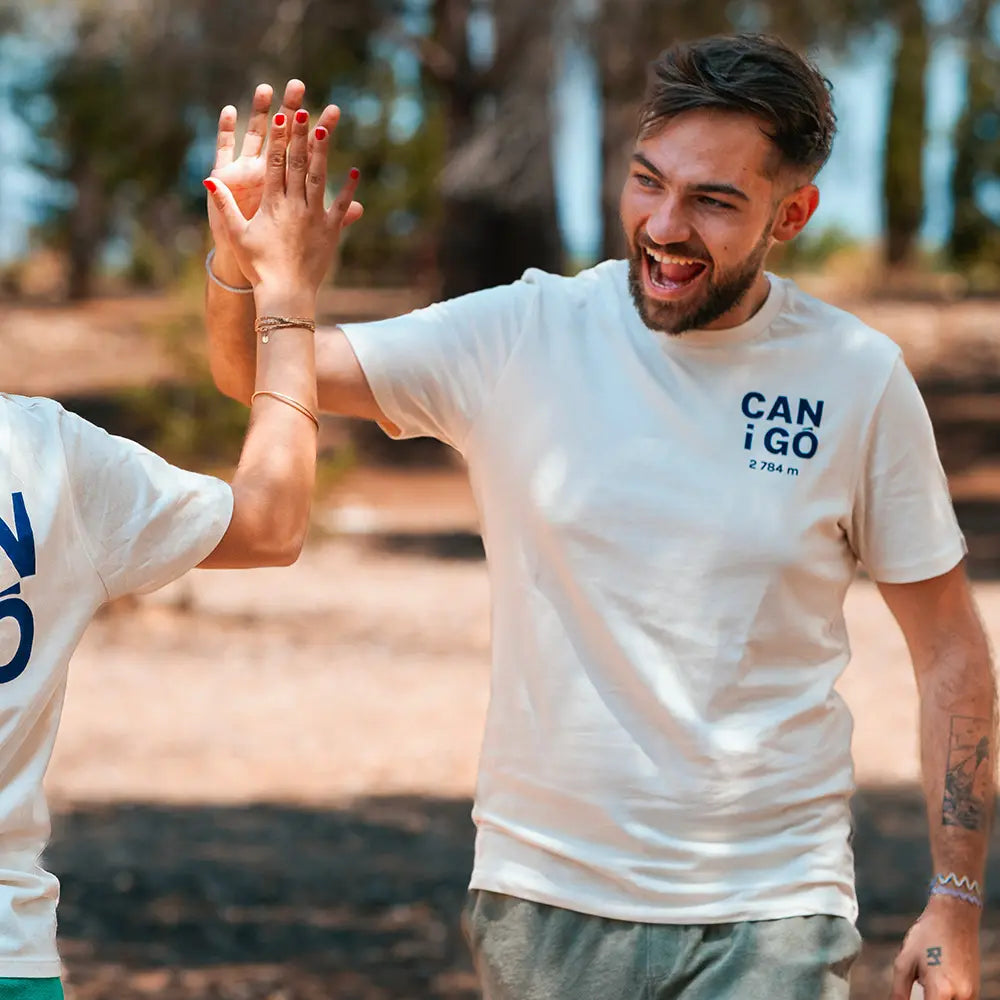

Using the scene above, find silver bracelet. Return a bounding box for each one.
[205,248,253,295]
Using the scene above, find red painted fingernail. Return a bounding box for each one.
[349,167,360,180]
[295,109,308,124]
[203,178,217,193]
[274,113,286,126]
[315,126,328,141]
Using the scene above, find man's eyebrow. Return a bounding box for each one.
[630,152,664,178]
[691,182,750,202]
[630,153,750,203]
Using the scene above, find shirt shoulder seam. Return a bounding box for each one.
[847,346,904,534]
[57,408,112,603]
[458,277,541,453]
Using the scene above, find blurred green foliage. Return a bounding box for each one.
[3,0,996,473]
[13,0,425,297]
[4,0,1000,300]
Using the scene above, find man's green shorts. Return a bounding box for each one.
[463,890,862,1000]
[0,979,64,1000]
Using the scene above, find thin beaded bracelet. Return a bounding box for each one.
[254,315,317,344]
[929,885,984,908]
[205,248,253,294]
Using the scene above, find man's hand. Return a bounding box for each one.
[208,79,362,283]
[891,897,980,1000]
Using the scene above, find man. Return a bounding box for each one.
[0,109,355,999]
[205,35,994,1000]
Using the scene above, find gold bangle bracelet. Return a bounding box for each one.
[250,390,320,431]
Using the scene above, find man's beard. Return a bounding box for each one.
[627,222,772,335]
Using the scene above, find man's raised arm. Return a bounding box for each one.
[205,80,383,423]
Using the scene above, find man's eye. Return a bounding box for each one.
[634,174,658,188]
[700,196,734,210]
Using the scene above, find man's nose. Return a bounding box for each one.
[645,198,692,247]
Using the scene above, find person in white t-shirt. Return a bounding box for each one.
[205,35,994,1000]
[0,110,362,1000]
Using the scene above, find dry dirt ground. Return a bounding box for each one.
[6,291,1000,998]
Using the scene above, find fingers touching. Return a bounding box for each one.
[215,79,343,173]
[202,177,244,244]
[342,198,365,230]
[287,109,311,195]
[264,113,290,201]
[215,79,305,170]
[306,123,329,211]
[315,103,341,136]
[294,113,363,223]
[308,104,339,164]
[210,82,363,227]
[239,83,275,159]
[278,78,306,121]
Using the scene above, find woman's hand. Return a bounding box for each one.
[206,80,363,282]
[204,108,361,299]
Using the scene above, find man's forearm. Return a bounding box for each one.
[206,242,257,405]
[919,636,996,898]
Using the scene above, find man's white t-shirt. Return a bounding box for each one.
[0,395,233,976]
[341,260,966,925]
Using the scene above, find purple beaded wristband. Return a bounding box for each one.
[929,884,984,908]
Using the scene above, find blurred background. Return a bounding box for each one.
[1,0,1000,997]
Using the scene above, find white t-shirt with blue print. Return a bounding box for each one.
[0,396,232,976]
[342,261,966,925]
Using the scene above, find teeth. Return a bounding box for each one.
[645,249,703,265]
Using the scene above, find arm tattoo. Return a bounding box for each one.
[942,715,992,831]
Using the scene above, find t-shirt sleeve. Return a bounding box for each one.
[849,355,967,583]
[339,274,540,450]
[57,406,234,601]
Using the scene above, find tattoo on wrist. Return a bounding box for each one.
[942,715,992,831]
[927,946,943,967]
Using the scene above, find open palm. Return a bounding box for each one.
[206,106,361,297]
[208,79,359,260]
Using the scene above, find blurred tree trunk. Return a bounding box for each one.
[948,0,1000,268]
[66,161,105,301]
[882,0,928,268]
[353,0,566,466]
[431,0,478,148]
[433,0,564,299]
[594,0,730,261]
[595,0,648,262]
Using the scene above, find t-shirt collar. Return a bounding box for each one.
[625,268,787,350]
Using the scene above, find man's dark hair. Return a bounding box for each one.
[638,33,836,178]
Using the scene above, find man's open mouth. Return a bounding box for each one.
[643,247,708,294]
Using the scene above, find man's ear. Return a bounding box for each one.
[772,184,820,243]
